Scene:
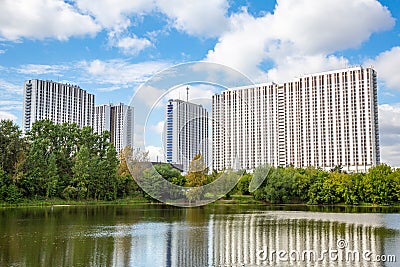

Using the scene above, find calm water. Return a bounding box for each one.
[0,205,399,267]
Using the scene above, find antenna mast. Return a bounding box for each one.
[186,86,189,102]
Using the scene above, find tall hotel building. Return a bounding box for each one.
[22,79,95,133]
[212,67,380,172]
[164,99,209,172]
[94,103,134,153]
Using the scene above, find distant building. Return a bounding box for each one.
[94,103,134,154]
[164,99,209,172]
[22,79,95,133]
[212,66,380,173]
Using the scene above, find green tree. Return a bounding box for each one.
[252,165,271,201]
[96,144,119,200]
[186,154,208,202]
[319,172,345,204]
[116,147,142,197]
[306,169,329,204]
[237,173,252,195]
[45,153,59,198]
[341,173,364,205]
[294,167,320,203]
[186,154,208,187]
[154,164,184,184]
[139,167,169,201]
[0,167,22,203]
[0,120,26,175]
[261,167,297,204]
[389,169,400,202]
[71,145,91,200]
[363,164,393,204]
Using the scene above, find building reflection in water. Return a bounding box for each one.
[211,212,387,267]
[109,211,396,267]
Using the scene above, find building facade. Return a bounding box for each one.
[164,99,209,172]
[94,103,134,154]
[212,67,380,172]
[22,79,95,133]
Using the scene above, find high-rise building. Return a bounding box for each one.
[212,66,380,173]
[22,79,95,133]
[164,99,209,172]
[94,103,134,154]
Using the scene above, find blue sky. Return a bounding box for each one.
[0,0,400,165]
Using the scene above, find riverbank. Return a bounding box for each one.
[2,195,400,210]
[0,196,151,207]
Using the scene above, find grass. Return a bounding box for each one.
[0,196,152,207]
[2,194,400,209]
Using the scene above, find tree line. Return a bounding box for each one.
[1,119,399,205]
[241,164,400,205]
[0,119,138,203]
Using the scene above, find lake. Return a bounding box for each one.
[0,204,399,267]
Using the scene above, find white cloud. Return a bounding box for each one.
[95,86,124,92]
[111,35,152,55]
[17,64,69,75]
[0,111,17,122]
[81,59,170,85]
[266,54,349,83]
[378,103,400,167]
[157,0,229,37]
[0,50,6,54]
[366,46,400,91]
[1,0,230,56]
[162,84,217,109]
[74,0,154,30]
[0,0,100,41]
[74,0,230,55]
[0,100,22,111]
[270,0,394,54]
[74,0,156,55]
[145,145,165,162]
[206,10,270,79]
[206,0,395,82]
[0,79,22,95]
[134,84,165,108]
[150,121,165,135]
[75,0,230,38]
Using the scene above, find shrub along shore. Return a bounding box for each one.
[1,119,399,206]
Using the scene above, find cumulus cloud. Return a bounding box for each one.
[74,0,154,30]
[74,0,230,53]
[17,64,69,75]
[0,0,100,41]
[150,121,165,135]
[81,59,169,85]
[266,54,349,83]
[0,111,17,122]
[378,103,400,167]
[110,35,152,55]
[206,0,395,82]
[0,0,231,55]
[162,84,217,109]
[157,0,229,37]
[366,46,400,91]
[74,0,230,38]
[0,100,22,111]
[134,84,165,108]
[206,10,271,79]
[270,0,394,54]
[0,79,22,95]
[145,145,165,162]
